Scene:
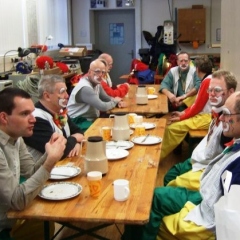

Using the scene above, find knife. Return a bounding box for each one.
[141,134,150,143]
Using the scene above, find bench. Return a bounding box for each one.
[188,129,208,155]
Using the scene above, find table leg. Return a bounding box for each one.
[44,221,50,240]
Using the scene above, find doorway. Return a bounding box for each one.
[94,9,135,85]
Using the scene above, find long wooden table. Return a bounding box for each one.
[109,84,168,115]
[7,118,166,240]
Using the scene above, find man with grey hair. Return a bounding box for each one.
[23,74,84,161]
[67,59,126,131]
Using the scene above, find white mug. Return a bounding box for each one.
[113,179,130,201]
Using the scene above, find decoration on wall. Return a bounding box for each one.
[109,23,124,45]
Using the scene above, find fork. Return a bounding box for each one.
[141,134,150,143]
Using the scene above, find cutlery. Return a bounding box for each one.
[50,173,72,177]
[141,134,150,143]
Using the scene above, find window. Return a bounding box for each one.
[0,0,70,55]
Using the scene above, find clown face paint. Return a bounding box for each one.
[58,87,68,108]
[209,95,223,106]
[221,107,234,132]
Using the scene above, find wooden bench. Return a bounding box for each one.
[188,129,208,155]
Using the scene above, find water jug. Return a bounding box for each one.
[83,136,108,174]
[110,113,130,141]
[136,85,148,104]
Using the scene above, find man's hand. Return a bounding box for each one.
[118,101,128,108]
[43,133,67,172]
[68,143,81,158]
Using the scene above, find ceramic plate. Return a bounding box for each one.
[50,166,81,180]
[39,182,82,200]
[106,141,134,150]
[131,135,162,145]
[130,122,156,130]
[106,149,129,160]
[148,94,158,99]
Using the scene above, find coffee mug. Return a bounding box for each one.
[87,171,102,198]
[134,115,143,125]
[100,126,112,141]
[135,124,146,136]
[113,179,130,201]
[147,87,155,95]
[128,113,137,124]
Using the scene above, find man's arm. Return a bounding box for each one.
[76,86,119,111]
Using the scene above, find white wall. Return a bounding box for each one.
[221,0,240,89]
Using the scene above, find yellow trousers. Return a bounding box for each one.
[167,169,203,191]
[157,202,215,240]
[161,113,211,159]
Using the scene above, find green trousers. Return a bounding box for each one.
[164,158,192,186]
[122,186,202,240]
[71,116,93,132]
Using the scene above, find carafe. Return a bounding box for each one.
[110,113,130,141]
[83,136,108,174]
[136,85,148,104]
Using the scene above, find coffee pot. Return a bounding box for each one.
[83,136,108,174]
[136,85,148,105]
[110,113,130,141]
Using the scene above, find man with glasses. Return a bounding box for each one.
[160,51,201,111]
[160,56,214,159]
[123,87,240,240]
[67,59,126,131]
[163,70,237,190]
[98,53,130,97]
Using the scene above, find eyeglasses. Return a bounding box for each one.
[222,112,240,117]
[207,87,226,94]
[91,69,106,75]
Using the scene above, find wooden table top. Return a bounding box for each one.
[8,118,166,225]
[109,84,168,115]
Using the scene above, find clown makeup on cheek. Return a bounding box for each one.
[59,98,67,108]
[58,88,68,108]
[210,95,223,106]
[222,107,234,132]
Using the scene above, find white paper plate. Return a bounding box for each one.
[106,149,129,160]
[130,122,156,130]
[148,94,158,99]
[131,135,162,145]
[50,166,81,180]
[106,141,134,150]
[39,182,82,200]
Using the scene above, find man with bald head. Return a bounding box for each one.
[67,59,126,130]
[98,53,129,97]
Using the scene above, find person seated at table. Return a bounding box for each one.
[159,51,201,111]
[164,70,237,190]
[23,75,84,161]
[67,59,127,131]
[123,91,240,240]
[160,56,215,159]
[0,88,66,240]
[98,53,130,97]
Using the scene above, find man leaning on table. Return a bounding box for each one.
[67,59,127,131]
[23,74,84,162]
[160,51,201,111]
[123,91,240,240]
[0,88,66,240]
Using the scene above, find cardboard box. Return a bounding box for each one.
[59,47,87,57]
[32,67,61,75]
